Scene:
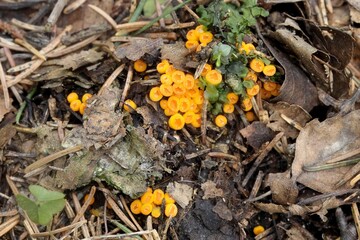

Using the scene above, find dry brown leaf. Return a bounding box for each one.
[253,202,288,214]
[201,180,224,199]
[115,38,163,61]
[135,105,165,127]
[239,122,276,150]
[291,110,360,193]
[212,201,233,221]
[53,49,105,70]
[166,182,193,208]
[266,171,299,205]
[161,41,190,71]
[266,102,312,139]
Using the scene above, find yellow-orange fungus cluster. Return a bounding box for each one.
[67,92,92,115]
[185,25,213,52]
[149,59,205,130]
[237,42,282,121]
[130,188,178,218]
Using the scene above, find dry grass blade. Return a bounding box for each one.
[70,192,91,238]
[88,4,117,30]
[0,215,20,237]
[24,144,84,173]
[11,18,45,32]
[46,33,100,58]
[5,175,39,235]
[7,25,72,87]
[30,220,87,237]
[0,62,10,109]
[104,193,137,231]
[352,203,360,239]
[98,64,125,95]
[0,37,27,52]
[0,209,18,217]
[14,38,46,60]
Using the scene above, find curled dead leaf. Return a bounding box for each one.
[292,110,360,193]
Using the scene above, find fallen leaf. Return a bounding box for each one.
[161,41,190,71]
[135,105,165,127]
[266,102,312,139]
[82,86,126,149]
[52,49,105,70]
[265,171,299,205]
[253,202,288,214]
[201,180,224,199]
[115,38,164,61]
[166,182,193,208]
[291,110,360,193]
[212,200,233,221]
[239,122,276,150]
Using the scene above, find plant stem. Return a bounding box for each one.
[129,0,147,23]
[15,85,37,124]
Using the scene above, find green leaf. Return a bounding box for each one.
[16,194,39,223]
[29,185,65,202]
[205,85,219,103]
[38,199,65,225]
[225,75,245,96]
[211,102,223,115]
[243,80,255,89]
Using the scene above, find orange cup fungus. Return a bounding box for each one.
[134,59,147,72]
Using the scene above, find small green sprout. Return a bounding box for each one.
[16,185,65,225]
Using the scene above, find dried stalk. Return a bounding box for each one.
[24,144,84,173]
[14,38,46,60]
[46,0,69,31]
[6,175,40,235]
[30,220,87,237]
[70,192,91,238]
[46,33,100,58]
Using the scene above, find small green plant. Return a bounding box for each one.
[16,185,65,225]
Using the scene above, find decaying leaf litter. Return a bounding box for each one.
[0,0,359,239]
